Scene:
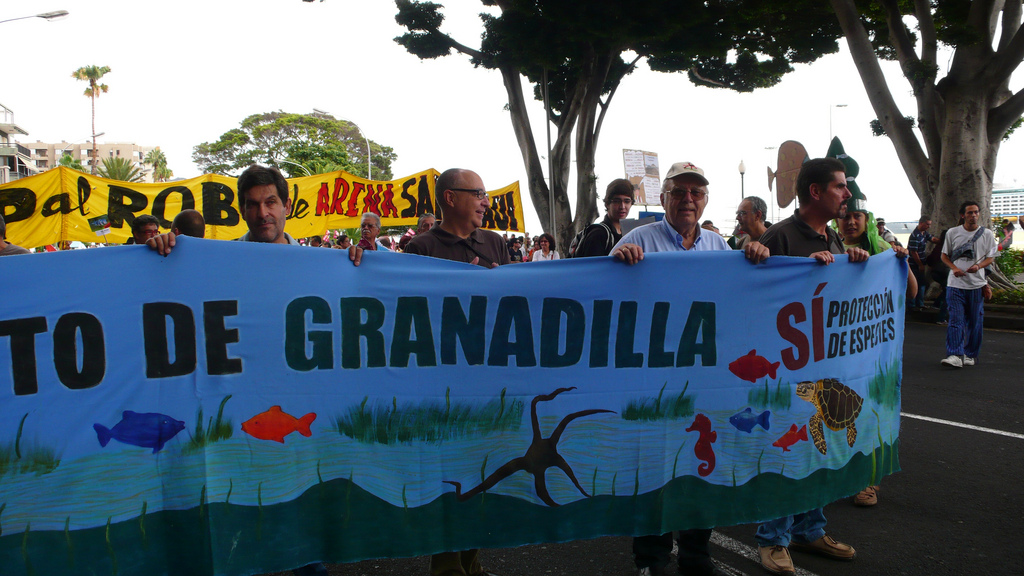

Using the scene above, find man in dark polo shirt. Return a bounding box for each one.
[406,168,510,269]
[404,168,505,576]
[755,157,867,576]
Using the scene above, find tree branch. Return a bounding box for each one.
[989,86,1024,141]
[998,0,1021,51]
[991,3,1024,84]
[880,0,921,80]
[915,0,937,63]
[912,0,942,163]
[829,0,933,200]
[967,0,1000,43]
[593,54,641,147]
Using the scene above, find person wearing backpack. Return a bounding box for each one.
[570,178,635,257]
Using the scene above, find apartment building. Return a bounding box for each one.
[28,140,159,182]
[0,103,38,184]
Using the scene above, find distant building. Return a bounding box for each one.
[28,140,159,182]
[991,186,1024,219]
[0,103,38,184]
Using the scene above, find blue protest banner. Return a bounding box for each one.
[0,239,904,575]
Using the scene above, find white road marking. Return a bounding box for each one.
[900,412,1024,440]
[710,531,821,576]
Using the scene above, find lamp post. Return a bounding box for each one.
[277,158,312,177]
[58,133,103,163]
[738,160,746,201]
[312,108,371,180]
[829,104,848,140]
[764,146,778,223]
[0,10,69,25]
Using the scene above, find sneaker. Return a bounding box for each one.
[789,535,856,560]
[940,355,963,368]
[758,545,795,575]
[963,357,976,366]
[853,485,879,506]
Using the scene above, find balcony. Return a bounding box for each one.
[0,142,31,158]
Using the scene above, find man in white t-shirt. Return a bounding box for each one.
[939,201,997,368]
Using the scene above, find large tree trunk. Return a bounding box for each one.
[829,0,1024,233]
[499,60,610,253]
[933,88,1001,230]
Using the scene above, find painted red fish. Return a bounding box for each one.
[685,413,717,477]
[241,406,316,443]
[729,349,781,383]
[773,424,808,452]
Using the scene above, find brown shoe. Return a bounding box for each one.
[758,545,795,575]
[853,485,879,506]
[789,534,856,560]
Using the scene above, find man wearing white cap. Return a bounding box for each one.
[612,161,768,576]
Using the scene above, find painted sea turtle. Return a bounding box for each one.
[795,378,863,455]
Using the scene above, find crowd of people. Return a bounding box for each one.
[0,161,1016,576]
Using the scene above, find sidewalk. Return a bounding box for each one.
[908,302,1024,331]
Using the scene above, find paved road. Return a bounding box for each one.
[277,321,1024,576]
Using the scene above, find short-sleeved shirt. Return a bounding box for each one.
[758,211,845,257]
[942,225,997,290]
[0,243,31,256]
[575,217,623,257]
[907,227,931,267]
[613,217,729,253]
[405,226,511,267]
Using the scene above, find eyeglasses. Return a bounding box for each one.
[736,210,749,217]
[665,188,708,200]
[608,198,633,206]
[450,188,489,200]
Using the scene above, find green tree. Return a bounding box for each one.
[144,147,173,182]
[57,153,85,172]
[192,111,396,179]
[395,0,840,249]
[98,156,145,182]
[283,141,351,177]
[829,0,1024,230]
[71,65,111,175]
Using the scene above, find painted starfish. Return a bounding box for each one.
[444,387,614,507]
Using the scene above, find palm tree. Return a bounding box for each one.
[71,65,111,174]
[144,147,173,182]
[98,157,144,182]
[57,153,86,172]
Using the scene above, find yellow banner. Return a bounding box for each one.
[0,167,526,248]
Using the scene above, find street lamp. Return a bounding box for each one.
[0,10,69,25]
[277,158,312,177]
[58,133,102,167]
[312,108,371,180]
[829,104,848,140]
[738,160,746,201]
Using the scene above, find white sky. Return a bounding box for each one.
[5,0,1024,235]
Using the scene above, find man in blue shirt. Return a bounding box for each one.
[907,217,938,309]
[612,161,767,576]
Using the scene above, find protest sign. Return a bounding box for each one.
[0,168,525,248]
[0,243,903,575]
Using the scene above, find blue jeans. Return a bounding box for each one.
[946,286,984,358]
[911,267,926,308]
[755,508,826,548]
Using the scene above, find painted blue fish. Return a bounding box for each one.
[729,407,771,433]
[94,411,186,453]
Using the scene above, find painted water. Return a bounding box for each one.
[0,390,899,534]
